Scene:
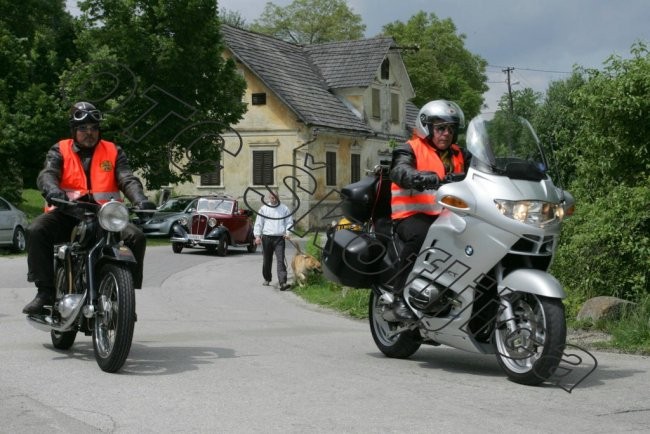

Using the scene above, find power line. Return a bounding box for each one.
[488,64,572,74]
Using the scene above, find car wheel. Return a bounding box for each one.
[11,227,26,252]
[172,243,184,254]
[217,238,228,256]
[247,238,257,253]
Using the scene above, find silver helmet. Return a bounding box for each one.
[414,100,465,140]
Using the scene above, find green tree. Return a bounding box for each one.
[67,0,247,189]
[381,11,487,118]
[220,7,248,29]
[497,87,542,119]
[547,43,650,307]
[0,0,77,201]
[568,43,650,199]
[250,0,365,44]
[533,73,586,187]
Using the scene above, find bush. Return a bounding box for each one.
[552,183,649,316]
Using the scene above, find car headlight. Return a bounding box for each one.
[98,201,129,232]
[208,217,217,228]
[179,217,188,226]
[494,199,562,227]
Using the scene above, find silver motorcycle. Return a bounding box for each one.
[322,113,574,385]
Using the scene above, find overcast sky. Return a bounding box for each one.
[66,0,649,112]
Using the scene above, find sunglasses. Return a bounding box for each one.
[76,124,100,132]
[433,124,456,134]
[72,109,102,122]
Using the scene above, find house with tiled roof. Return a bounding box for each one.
[173,25,418,231]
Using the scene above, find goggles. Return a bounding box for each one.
[72,109,102,122]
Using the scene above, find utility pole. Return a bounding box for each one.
[503,67,514,113]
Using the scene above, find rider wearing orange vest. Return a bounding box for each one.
[388,100,469,320]
[43,138,121,212]
[23,102,157,315]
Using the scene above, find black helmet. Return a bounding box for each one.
[69,101,102,128]
[414,100,465,141]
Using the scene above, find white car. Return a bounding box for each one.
[0,196,28,252]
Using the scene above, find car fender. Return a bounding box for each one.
[171,223,188,239]
[207,226,229,241]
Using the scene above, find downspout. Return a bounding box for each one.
[292,129,319,210]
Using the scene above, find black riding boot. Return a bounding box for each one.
[22,287,54,315]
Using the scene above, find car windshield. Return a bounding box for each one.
[158,197,193,212]
[196,198,234,214]
[465,112,548,181]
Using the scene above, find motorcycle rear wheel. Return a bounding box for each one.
[369,289,420,359]
[494,293,566,385]
[51,330,77,350]
[93,263,136,373]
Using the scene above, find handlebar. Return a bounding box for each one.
[50,198,157,215]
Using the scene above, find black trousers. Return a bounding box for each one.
[392,213,438,295]
[26,209,147,289]
[261,235,287,284]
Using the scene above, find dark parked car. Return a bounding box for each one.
[0,196,28,252]
[139,196,198,237]
[170,195,257,256]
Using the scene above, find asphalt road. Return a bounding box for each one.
[1,244,649,433]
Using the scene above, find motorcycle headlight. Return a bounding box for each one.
[494,200,562,227]
[98,201,130,232]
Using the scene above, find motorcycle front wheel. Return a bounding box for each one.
[93,263,136,373]
[494,293,566,385]
[368,288,420,359]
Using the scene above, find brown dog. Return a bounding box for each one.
[288,239,322,287]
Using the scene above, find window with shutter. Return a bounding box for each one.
[200,160,222,186]
[326,151,337,186]
[391,93,400,124]
[372,88,380,119]
[252,150,274,185]
[351,154,361,183]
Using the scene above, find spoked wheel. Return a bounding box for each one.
[93,263,135,373]
[50,267,77,349]
[494,293,566,385]
[368,288,420,359]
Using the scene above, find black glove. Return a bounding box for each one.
[412,172,440,191]
[134,200,157,211]
[45,190,67,206]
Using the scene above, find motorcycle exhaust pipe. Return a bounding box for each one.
[25,314,53,332]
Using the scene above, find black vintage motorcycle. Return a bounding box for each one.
[27,198,139,373]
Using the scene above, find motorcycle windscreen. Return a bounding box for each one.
[465,113,548,181]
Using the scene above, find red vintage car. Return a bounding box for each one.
[170,195,257,256]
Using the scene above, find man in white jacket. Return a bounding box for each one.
[253,190,294,290]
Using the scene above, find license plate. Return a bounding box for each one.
[188,234,204,240]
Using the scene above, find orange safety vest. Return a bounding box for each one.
[45,139,121,212]
[391,137,464,220]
